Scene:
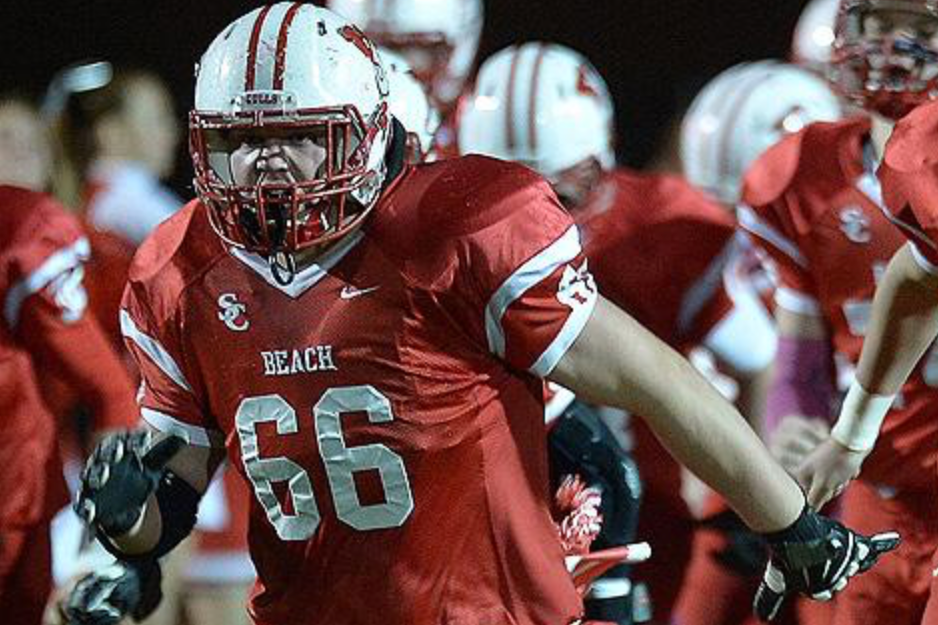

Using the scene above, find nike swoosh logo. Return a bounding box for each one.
[340,285,380,299]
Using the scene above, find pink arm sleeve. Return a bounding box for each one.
[763,335,836,436]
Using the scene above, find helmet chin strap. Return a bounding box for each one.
[269,250,297,286]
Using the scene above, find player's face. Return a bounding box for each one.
[121,77,180,179]
[227,128,331,187]
[0,101,51,191]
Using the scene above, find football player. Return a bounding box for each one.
[675,59,844,625]
[64,6,895,625]
[327,0,482,158]
[459,43,786,624]
[0,94,139,625]
[738,2,938,624]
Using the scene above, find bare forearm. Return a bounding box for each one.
[856,244,938,394]
[551,297,803,532]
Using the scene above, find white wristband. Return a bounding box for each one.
[830,381,896,452]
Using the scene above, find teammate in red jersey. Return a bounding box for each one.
[326,0,481,159]
[0,98,139,624]
[674,59,844,625]
[460,43,780,624]
[739,3,938,624]
[64,6,895,625]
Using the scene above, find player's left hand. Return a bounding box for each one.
[753,505,899,622]
[60,560,162,625]
[794,436,869,508]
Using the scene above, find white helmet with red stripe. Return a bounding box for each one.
[189,3,391,257]
[680,60,842,205]
[458,42,615,180]
[380,47,440,163]
[327,0,483,112]
[792,0,840,71]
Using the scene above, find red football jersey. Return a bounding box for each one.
[877,98,938,267]
[0,185,88,527]
[741,116,938,491]
[574,169,738,351]
[122,156,597,625]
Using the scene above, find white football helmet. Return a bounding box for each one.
[380,48,440,163]
[327,0,483,111]
[680,60,842,205]
[792,0,840,70]
[459,43,615,180]
[189,3,391,259]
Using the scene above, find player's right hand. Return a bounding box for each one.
[795,436,869,508]
[753,505,899,622]
[74,430,184,537]
[60,560,162,625]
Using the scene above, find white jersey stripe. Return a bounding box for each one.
[737,205,807,268]
[775,286,822,315]
[909,241,938,276]
[4,237,90,330]
[676,236,737,338]
[530,286,596,377]
[141,407,224,448]
[120,309,194,393]
[485,225,582,358]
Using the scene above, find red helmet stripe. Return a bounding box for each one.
[273,2,304,89]
[527,44,548,154]
[245,4,274,91]
[504,46,523,151]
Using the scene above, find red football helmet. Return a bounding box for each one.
[829,0,938,119]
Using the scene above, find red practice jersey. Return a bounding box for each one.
[0,186,89,527]
[574,169,738,351]
[877,98,938,268]
[741,116,938,491]
[122,156,597,625]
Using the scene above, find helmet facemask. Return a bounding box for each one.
[831,0,938,118]
[190,99,389,267]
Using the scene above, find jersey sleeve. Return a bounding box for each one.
[877,159,938,271]
[120,281,224,447]
[737,202,821,316]
[3,214,90,336]
[877,100,938,270]
[452,178,598,376]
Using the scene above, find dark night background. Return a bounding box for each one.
[0,0,811,193]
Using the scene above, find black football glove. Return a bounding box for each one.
[74,431,185,537]
[753,505,900,622]
[699,509,768,577]
[62,559,162,625]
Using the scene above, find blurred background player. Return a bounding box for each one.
[44,60,259,625]
[45,61,182,349]
[327,0,483,158]
[380,47,442,163]
[739,2,938,624]
[674,59,843,625]
[459,42,779,625]
[0,92,138,625]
